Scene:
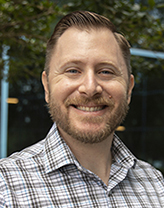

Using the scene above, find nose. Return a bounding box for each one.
[78,70,102,97]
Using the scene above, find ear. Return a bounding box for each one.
[127,74,134,104]
[42,71,49,103]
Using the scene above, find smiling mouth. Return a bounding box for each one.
[72,105,107,112]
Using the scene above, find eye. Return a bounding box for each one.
[65,68,81,79]
[99,69,114,75]
[66,68,80,74]
[100,70,111,74]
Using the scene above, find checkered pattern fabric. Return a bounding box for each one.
[0,123,164,207]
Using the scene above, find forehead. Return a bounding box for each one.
[53,27,122,59]
[56,27,118,49]
[49,27,127,78]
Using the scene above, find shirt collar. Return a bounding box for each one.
[111,134,137,169]
[44,123,76,174]
[44,123,137,174]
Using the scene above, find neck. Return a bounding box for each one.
[58,128,113,185]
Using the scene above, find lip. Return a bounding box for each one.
[75,105,106,112]
[70,104,108,116]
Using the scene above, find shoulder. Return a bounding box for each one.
[0,138,45,172]
[135,159,163,178]
[129,159,164,190]
[0,138,46,201]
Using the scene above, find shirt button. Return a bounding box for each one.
[108,190,113,197]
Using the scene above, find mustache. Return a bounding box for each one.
[64,96,115,108]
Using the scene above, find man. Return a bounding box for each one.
[0,11,163,207]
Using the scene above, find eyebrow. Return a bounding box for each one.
[95,61,121,71]
[96,61,117,67]
[60,60,84,69]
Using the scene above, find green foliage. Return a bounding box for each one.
[148,0,155,8]
[0,0,164,82]
[0,0,62,82]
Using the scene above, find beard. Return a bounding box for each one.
[47,94,129,144]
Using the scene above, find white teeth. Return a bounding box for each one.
[76,106,103,112]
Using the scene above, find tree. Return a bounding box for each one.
[0,0,62,82]
[1,0,164,82]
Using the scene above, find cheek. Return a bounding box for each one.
[105,82,128,103]
[49,79,79,103]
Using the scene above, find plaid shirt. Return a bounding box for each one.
[0,123,164,207]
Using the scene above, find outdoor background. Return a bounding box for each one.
[0,0,164,175]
